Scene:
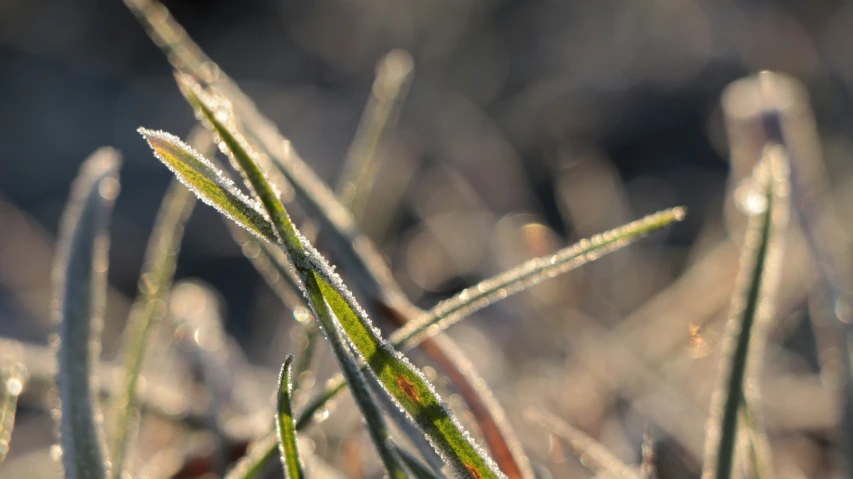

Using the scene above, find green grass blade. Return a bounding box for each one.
[155,75,412,479]
[169,71,504,479]
[392,207,686,349]
[525,409,641,479]
[138,128,277,242]
[276,355,304,479]
[701,147,788,479]
[53,147,122,479]
[107,127,211,478]
[0,363,28,468]
[336,49,414,220]
[124,6,526,473]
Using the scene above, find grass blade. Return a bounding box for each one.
[107,126,211,478]
[336,49,414,220]
[0,362,28,468]
[525,409,641,479]
[142,74,508,479]
[392,207,686,349]
[154,76,412,479]
[701,147,788,479]
[138,128,276,242]
[123,4,530,474]
[53,148,122,479]
[276,355,304,479]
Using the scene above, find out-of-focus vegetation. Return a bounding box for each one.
[2,1,853,478]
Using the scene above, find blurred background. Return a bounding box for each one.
[3,0,853,477]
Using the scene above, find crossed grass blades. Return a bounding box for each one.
[29,8,806,479]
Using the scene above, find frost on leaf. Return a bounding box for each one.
[138,128,277,242]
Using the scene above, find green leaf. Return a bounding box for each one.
[0,363,27,468]
[107,127,211,478]
[157,75,412,479]
[276,355,304,479]
[53,147,121,479]
[701,147,788,479]
[138,127,276,242]
[525,409,641,479]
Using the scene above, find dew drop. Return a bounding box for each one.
[5,377,22,396]
[735,180,767,215]
[312,409,330,423]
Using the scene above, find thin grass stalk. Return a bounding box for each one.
[0,363,27,467]
[276,355,304,479]
[525,409,641,479]
[336,49,414,220]
[122,4,533,474]
[172,74,412,479]
[107,126,211,478]
[701,148,788,479]
[53,148,122,479]
[739,395,771,479]
[391,440,448,479]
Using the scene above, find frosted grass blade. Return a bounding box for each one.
[289,209,686,478]
[166,75,411,479]
[337,49,414,220]
[124,4,527,473]
[53,148,122,479]
[107,126,211,478]
[364,360,446,474]
[392,207,686,349]
[276,355,304,479]
[0,363,27,467]
[125,0,409,309]
[525,409,641,479]
[701,147,788,479]
[137,128,276,242]
[170,72,505,479]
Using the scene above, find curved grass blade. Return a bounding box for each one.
[336,49,414,220]
[53,148,122,479]
[392,207,686,349]
[276,355,304,479]
[107,127,211,478]
[701,147,788,479]
[150,79,410,479]
[173,71,506,479]
[123,4,529,473]
[525,409,641,479]
[0,363,28,467]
